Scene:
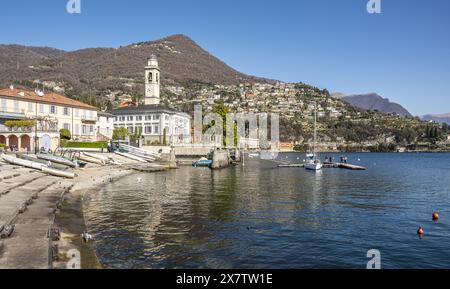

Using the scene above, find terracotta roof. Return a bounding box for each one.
[0,87,98,110]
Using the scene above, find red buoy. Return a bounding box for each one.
[432,212,439,221]
[417,226,424,235]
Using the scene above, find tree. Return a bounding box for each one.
[212,103,231,146]
[113,127,128,140]
[60,129,71,140]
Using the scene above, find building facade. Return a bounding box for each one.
[0,86,98,151]
[111,56,191,145]
[96,112,115,140]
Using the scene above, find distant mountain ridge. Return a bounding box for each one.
[421,113,450,124]
[0,34,272,94]
[334,93,412,117]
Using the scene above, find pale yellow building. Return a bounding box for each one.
[0,86,98,152]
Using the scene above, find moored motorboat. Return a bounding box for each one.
[192,157,212,167]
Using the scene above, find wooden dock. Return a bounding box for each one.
[278,162,366,170]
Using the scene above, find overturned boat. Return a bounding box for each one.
[36,153,79,168]
[1,154,76,179]
[16,154,70,171]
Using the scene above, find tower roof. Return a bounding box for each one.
[146,55,159,68]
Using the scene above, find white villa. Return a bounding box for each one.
[111,56,191,145]
[0,86,99,151]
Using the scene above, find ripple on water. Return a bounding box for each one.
[84,153,450,269]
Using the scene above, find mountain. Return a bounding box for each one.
[0,45,64,80]
[0,35,272,97]
[421,113,450,124]
[336,93,412,117]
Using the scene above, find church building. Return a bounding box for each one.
[112,55,191,145]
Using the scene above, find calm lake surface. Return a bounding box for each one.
[84,153,450,269]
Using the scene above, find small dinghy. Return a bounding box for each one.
[1,154,76,178]
[192,157,213,168]
[16,154,70,171]
[36,153,79,168]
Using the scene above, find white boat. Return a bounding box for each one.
[305,102,322,171]
[305,161,323,171]
[1,154,76,178]
[248,153,260,159]
[77,153,105,165]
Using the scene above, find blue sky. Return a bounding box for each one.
[0,0,449,116]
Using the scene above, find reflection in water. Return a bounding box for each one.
[84,153,450,269]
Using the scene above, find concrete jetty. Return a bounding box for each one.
[0,163,73,269]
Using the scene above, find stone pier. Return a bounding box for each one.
[211,149,230,169]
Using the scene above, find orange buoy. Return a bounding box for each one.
[432,212,439,221]
[417,226,424,235]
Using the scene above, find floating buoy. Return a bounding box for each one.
[432,212,439,221]
[417,226,424,235]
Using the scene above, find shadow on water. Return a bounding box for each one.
[84,153,450,269]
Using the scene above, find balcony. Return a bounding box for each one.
[0,126,32,133]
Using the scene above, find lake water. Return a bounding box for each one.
[84,153,450,269]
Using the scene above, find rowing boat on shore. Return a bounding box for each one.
[16,154,70,171]
[36,153,79,168]
[76,154,105,166]
[1,154,76,178]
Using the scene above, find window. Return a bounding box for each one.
[82,125,87,135]
[39,104,45,113]
[50,105,57,114]
[63,123,70,130]
[63,107,70,116]
[119,116,125,122]
[89,125,94,134]
[127,126,134,134]
[1,99,7,111]
[145,125,152,134]
[154,125,159,135]
[28,102,33,112]
[136,116,142,121]
[135,126,143,135]
[14,100,19,113]
[127,116,133,121]
[145,115,152,121]
[154,115,160,121]
[88,110,93,119]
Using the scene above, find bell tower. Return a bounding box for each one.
[144,55,160,105]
